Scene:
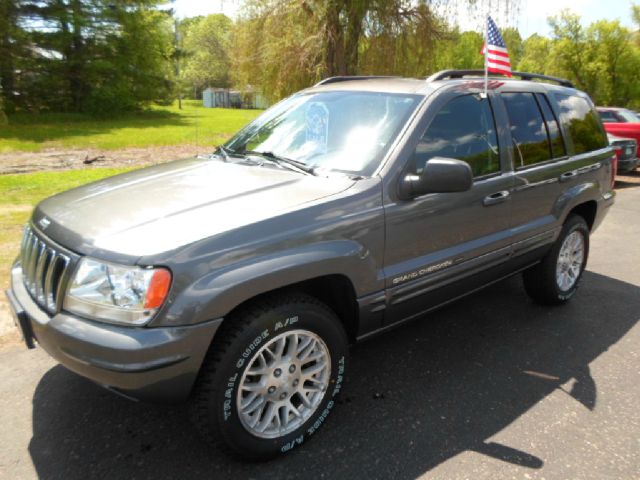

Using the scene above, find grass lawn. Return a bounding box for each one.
[0,100,262,153]
[0,168,132,290]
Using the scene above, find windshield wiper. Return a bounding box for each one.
[213,145,234,162]
[241,150,317,176]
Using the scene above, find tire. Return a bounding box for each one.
[523,214,590,305]
[190,293,348,460]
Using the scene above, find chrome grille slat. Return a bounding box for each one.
[22,231,36,291]
[54,256,71,309]
[20,226,72,315]
[27,235,40,294]
[43,251,59,310]
[34,245,49,302]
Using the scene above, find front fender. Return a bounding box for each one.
[156,240,378,326]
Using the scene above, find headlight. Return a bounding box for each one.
[64,258,172,325]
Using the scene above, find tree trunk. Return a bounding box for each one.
[343,1,366,75]
[323,0,345,76]
[0,0,18,112]
[68,0,88,111]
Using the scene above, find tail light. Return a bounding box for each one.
[611,155,618,188]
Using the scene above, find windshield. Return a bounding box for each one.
[618,109,640,122]
[225,91,422,176]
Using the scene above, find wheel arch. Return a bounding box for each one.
[555,181,599,230]
[168,240,375,343]
[567,200,597,230]
[220,274,360,344]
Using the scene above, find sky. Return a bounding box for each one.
[171,0,637,38]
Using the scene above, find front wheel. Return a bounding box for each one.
[523,214,590,305]
[190,293,348,459]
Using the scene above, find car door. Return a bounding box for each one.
[383,90,514,325]
[502,91,608,252]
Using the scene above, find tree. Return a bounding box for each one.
[517,34,552,74]
[4,0,175,114]
[547,10,598,95]
[586,19,640,106]
[358,3,445,77]
[433,29,484,72]
[231,0,519,101]
[502,27,523,67]
[0,0,28,113]
[546,10,640,106]
[180,14,233,95]
[231,0,324,101]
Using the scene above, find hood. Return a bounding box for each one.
[36,158,355,257]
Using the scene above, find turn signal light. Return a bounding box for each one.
[144,268,172,309]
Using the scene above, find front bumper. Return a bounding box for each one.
[6,263,221,403]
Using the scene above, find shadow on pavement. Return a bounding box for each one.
[615,169,640,189]
[28,271,640,479]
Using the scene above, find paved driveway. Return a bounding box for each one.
[1,185,639,480]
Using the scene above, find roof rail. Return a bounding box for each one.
[426,69,575,88]
[314,76,399,86]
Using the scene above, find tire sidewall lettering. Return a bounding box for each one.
[218,307,346,456]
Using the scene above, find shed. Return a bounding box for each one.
[203,88,231,108]
[202,87,270,109]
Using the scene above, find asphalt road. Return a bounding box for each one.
[1,184,639,480]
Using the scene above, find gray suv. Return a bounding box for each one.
[6,70,615,459]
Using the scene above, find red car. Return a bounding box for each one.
[607,133,638,173]
[597,107,640,150]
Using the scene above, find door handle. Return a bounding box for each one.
[483,190,510,206]
[559,170,578,182]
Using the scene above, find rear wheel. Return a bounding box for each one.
[190,293,348,459]
[523,214,590,305]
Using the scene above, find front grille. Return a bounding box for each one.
[20,225,72,314]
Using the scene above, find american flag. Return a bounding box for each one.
[481,16,512,77]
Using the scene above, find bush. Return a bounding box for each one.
[82,85,139,117]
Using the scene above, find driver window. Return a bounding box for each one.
[411,95,500,177]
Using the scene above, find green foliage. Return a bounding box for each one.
[0,95,6,125]
[547,10,596,92]
[232,0,324,102]
[228,1,532,102]
[502,28,524,67]
[544,10,640,106]
[433,30,484,71]
[517,34,552,74]
[1,1,175,115]
[180,14,233,93]
[0,0,29,114]
[2,0,639,115]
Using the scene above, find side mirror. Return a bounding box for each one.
[399,157,473,199]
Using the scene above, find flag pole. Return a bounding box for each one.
[483,15,489,98]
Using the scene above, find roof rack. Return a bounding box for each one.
[426,69,575,88]
[314,76,399,86]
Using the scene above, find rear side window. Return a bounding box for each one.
[535,93,566,158]
[411,95,500,177]
[502,92,551,167]
[598,110,618,123]
[555,94,608,154]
